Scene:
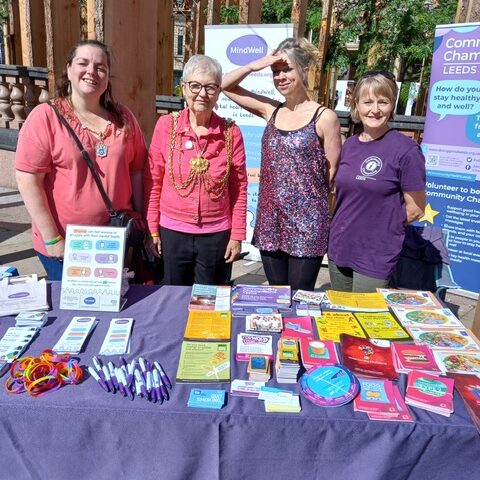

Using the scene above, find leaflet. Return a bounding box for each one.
[99,318,134,355]
[52,316,97,354]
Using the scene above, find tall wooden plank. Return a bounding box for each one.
[157,0,174,95]
[44,0,80,96]
[86,0,104,41]
[18,0,46,66]
[103,0,158,141]
[291,0,307,39]
[207,0,221,25]
[194,0,207,53]
[10,0,23,65]
[316,0,333,105]
[239,0,261,24]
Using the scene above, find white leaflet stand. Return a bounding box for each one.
[60,224,126,312]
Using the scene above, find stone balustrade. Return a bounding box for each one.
[0,65,49,129]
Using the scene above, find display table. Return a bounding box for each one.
[0,284,478,480]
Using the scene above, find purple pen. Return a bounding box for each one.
[134,379,142,397]
[93,357,108,383]
[134,369,148,398]
[102,365,115,392]
[152,369,164,404]
[88,366,109,392]
[108,362,119,390]
[120,356,128,368]
[127,360,136,387]
[114,367,126,396]
[154,361,172,389]
[117,368,134,401]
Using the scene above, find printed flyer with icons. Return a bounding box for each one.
[60,225,126,312]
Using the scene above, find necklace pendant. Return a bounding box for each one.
[190,155,209,173]
[96,141,108,158]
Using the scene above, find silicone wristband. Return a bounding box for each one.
[44,234,63,246]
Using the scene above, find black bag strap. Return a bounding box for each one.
[48,100,118,217]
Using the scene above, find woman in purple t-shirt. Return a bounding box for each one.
[328,71,426,292]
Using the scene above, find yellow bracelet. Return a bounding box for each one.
[149,232,160,238]
[44,234,63,246]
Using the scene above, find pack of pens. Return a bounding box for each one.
[88,356,172,403]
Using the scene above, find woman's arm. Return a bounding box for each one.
[221,55,284,120]
[316,109,342,186]
[404,190,426,224]
[16,170,65,257]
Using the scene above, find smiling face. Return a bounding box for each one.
[271,56,305,97]
[182,69,220,115]
[67,45,109,101]
[356,87,394,132]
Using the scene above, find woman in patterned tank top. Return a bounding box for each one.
[222,38,342,290]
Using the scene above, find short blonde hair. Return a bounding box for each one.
[350,73,398,123]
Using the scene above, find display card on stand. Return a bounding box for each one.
[60,225,126,312]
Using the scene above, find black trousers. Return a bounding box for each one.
[160,227,231,286]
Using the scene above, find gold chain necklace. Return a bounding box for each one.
[168,112,234,200]
[74,109,111,158]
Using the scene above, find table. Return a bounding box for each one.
[0,284,479,480]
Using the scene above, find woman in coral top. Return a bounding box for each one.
[144,55,248,286]
[15,40,146,280]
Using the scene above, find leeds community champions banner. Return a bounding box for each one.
[422,22,480,296]
[205,24,293,260]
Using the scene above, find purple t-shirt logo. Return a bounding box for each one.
[360,156,383,177]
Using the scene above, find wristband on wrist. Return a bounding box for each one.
[149,232,160,238]
[44,234,63,246]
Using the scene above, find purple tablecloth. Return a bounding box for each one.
[0,283,478,480]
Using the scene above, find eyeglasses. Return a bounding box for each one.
[360,70,396,82]
[186,82,219,95]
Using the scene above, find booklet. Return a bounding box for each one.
[354,377,397,414]
[340,334,397,380]
[390,306,463,328]
[323,290,388,312]
[405,370,454,416]
[368,385,413,422]
[176,341,230,383]
[314,312,366,342]
[187,388,226,409]
[391,342,441,374]
[354,312,411,341]
[0,326,39,363]
[282,316,314,339]
[447,373,480,433]
[408,327,480,351]
[184,310,231,340]
[231,284,291,308]
[236,333,273,361]
[189,284,231,311]
[432,349,480,376]
[377,289,442,308]
[299,338,339,369]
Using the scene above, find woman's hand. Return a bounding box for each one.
[224,239,241,263]
[146,236,162,258]
[46,239,65,260]
[247,54,288,72]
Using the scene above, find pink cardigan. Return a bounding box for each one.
[144,108,248,240]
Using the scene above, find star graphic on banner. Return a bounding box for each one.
[419,203,439,224]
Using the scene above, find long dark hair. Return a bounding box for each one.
[56,39,124,126]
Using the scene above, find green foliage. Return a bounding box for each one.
[220,5,239,25]
[0,0,8,23]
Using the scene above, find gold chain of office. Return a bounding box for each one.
[168,111,234,200]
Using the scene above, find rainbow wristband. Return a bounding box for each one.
[44,234,63,246]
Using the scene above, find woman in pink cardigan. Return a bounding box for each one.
[144,55,248,285]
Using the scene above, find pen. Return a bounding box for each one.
[134,369,148,398]
[120,356,128,368]
[114,368,126,397]
[93,356,108,383]
[154,361,172,389]
[102,365,115,392]
[117,368,134,401]
[108,362,119,390]
[127,360,136,387]
[152,369,164,404]
[88,366,109,392]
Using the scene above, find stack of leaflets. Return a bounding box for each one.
[282,316,314,339]
[433,350,480,376]
[0,326,40,375]
[258,386,301,413]
[0,274,49,317]
[296,302,322,317]
[52,316,98,354]
[245,313,282,333]
[377,288,442,308]
[448,373,480,433]
[15,311,48,328]
[236,332,273,361]
[300,365,360,407]
[405,370,454,416]
[323,290,388,312]
[247,355,271,382]
[187,388,226,409]
[292,290,325,305]
[353,312,411,341]
[315,312,366,343]
[189,284,231,311]
[391,343,441,374]
[407,327,480,351]
[354,377,413,422]
[298,338,339,369]
[275,337,300,383]
[231,284,291,309]
[340,334,398,380]
[390,306,463,328]
[230,379,265,397]
[98,318,134,356]
[184,310,231,341]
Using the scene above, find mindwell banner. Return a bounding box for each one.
[422,22,480,295]
[205,24,293,260]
